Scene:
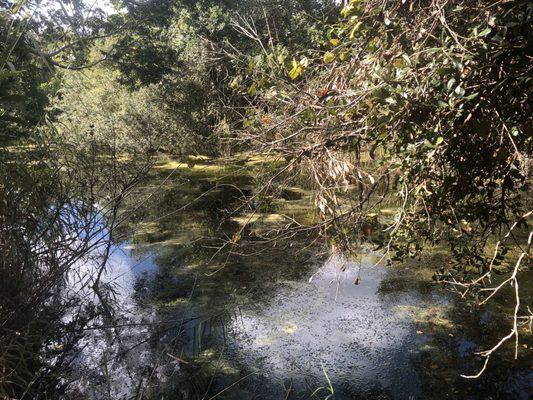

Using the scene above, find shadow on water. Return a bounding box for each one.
[68,156,531,400]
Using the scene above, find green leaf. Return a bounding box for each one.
[424,139,435,149]
[435,137,444,146]
[446,78,456,90]
[465,92,478,100]
[478,28,491,37]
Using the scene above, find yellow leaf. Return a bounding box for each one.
[339,51,348,61]
[289,63,303,80]
[288,58,303,80]
[323,52,335,63]
[349,22,362,39]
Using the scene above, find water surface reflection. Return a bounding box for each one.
[66,160,531,400]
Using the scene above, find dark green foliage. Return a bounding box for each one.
[0,16,50,142]
[232,0,532,267]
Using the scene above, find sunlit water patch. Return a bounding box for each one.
[172,251,532,400]
[174,255,448,399]
[61,242,162,399]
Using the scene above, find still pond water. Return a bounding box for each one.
[67,158,532,400]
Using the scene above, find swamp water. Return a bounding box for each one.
[67,157,532,400]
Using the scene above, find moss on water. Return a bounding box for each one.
[395,304,455,330]
[3,143,37,153]
[281,321,298,335]
[243,154,284,167]
[232,212,286,227]
[154,160,223,172]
